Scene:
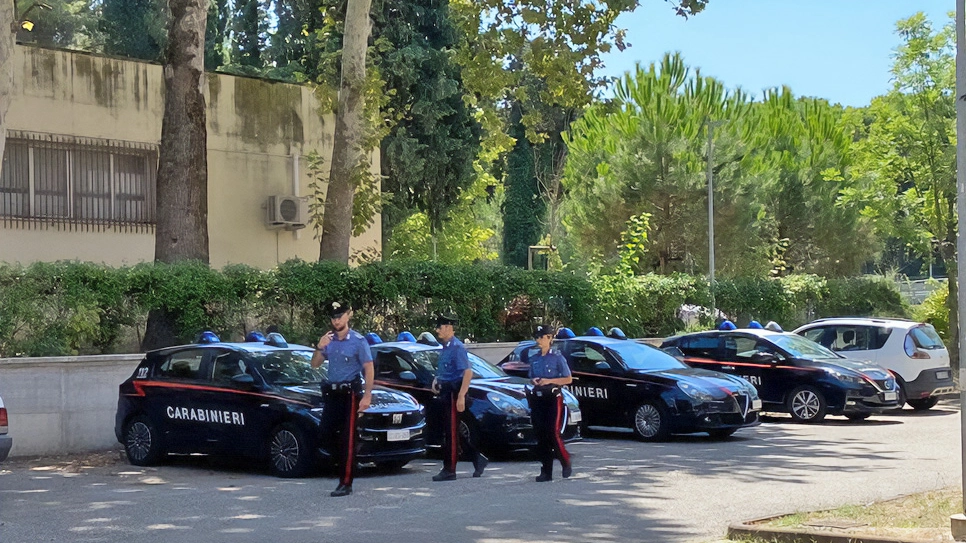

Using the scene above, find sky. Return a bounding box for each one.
[599,0,952,107]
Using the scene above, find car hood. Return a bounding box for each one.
[637,367,757,394]
[806,357,891,379]
[276,385,421,413]
[471,377,581,409]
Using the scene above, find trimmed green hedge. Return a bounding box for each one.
[0,261,908,357]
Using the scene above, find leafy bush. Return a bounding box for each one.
[0,261,910,357]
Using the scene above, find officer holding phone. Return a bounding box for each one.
[431,312,487,481]
[527,324,573,482]
[311,301,373,497]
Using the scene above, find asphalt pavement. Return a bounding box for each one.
[0,402,960,543]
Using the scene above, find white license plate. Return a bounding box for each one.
[569,411,582,424]
[884,391,898,401]
[386,429,409,442]
[752,399,763,410]
[937,370,951,380]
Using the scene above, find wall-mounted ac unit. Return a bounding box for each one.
[265,195,308,230]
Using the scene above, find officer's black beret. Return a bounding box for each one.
[435,312,459,327]
[532,324,555,338]
[327,301,351,318]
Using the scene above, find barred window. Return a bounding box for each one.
[0,132,157,230]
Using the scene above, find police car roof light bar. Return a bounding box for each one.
[586,326,604,336]
[265,332,288,348]
[555,327,576,339]
[365,332,384,345]
[396,331,416,343]
[416,331,440,346]
[607,327,627,340]
[245,331,267,342]
[197,330,221,344]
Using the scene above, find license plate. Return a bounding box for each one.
[569,411,582,424]
[752,399,762,410]
[937,370,951,380]
[386,429,409,442]
[883,391,897,401]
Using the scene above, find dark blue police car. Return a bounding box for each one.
[115,332,426,477]
[368,333,581,455]
[500,333,761,441]
[661,329,899,422]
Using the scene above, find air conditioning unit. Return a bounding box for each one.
[265,195,308,230]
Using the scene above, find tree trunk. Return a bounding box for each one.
[319,0,372,263]
[155,0,209,264]
[946,255,960,372]
[144,0,209,350]
[0,0,14,165]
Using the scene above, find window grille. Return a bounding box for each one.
[0,131,157,233]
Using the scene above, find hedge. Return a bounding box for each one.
[0,261,908,357]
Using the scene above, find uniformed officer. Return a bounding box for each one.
[431,312,487,481]
[311,301,374,497]
[527,324,573,482]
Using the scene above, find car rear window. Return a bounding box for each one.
[910,325,945,350]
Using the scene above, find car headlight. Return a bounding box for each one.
[487,392,529,417]
[677,381,717,402]
[828,370,867,386]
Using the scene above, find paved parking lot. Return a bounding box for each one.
[1,403,961,543]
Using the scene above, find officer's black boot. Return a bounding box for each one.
[432,469,457,482]
[561,462,573,479]
[535,465,552,482]
[472,454,488,477]
[330,484,352,497]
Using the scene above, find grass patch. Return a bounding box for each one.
[724,487,964,542]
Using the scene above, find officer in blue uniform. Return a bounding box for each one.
[527,324,573,482]
[311,301,374,497]
[431,312,487,481]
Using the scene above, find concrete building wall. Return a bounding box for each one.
[1,45,380,269]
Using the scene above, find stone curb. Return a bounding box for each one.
[726,517,939,543]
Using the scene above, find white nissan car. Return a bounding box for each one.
[794,318,955,410]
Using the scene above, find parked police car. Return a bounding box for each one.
[662,328,899,422]
[368,333,581,455]
[500,332,761,441]
[115,332,426,477]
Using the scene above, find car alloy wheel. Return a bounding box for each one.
[124,415,163,466]
[632,403,669,442]
[268,423,310,478]
[787,386,826,423]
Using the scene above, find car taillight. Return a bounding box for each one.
[0,407,7,433]
[911,350,931,359]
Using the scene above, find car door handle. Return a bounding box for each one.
[721,365,735,370]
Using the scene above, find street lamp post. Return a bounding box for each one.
[954,0,966,540]
[706,120,724,319]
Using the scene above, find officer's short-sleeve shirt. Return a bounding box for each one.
[323,329,373,383]
[436,337,470,384]
[528,350,571,380]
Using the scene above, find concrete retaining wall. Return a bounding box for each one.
[0,343,517,457]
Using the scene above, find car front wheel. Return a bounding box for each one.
[124,415,164,466]
[786,386,827,423]
[907,397,940,411]
[632,402,670,442]
[268,423,312,478]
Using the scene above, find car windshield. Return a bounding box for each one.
[769,334,840,359]
[606,341,689,371]
[911,325,945,350]
[251,349,326,386]
[410,349,508,379]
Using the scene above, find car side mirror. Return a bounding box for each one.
[231,373,255,387]
[398,370,417,381]
[594,361,611,371]
[751,352,777,364]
